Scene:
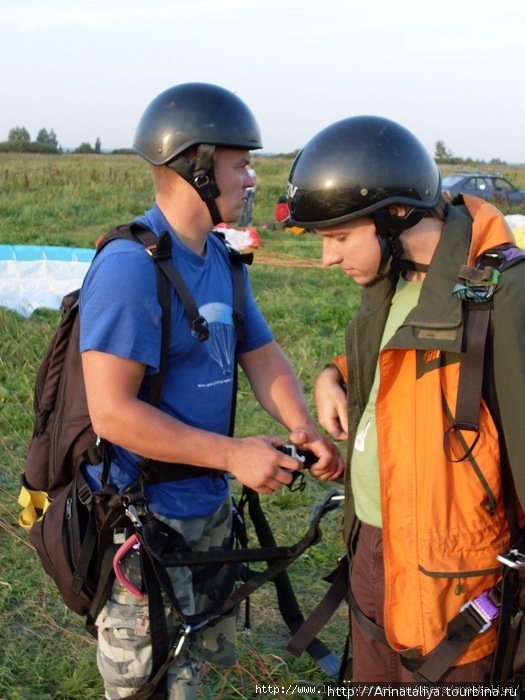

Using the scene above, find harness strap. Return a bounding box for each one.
[490,533,525,683]
[140,552,171,697]
[139,461,215,483]
[143,229,210,342]
[286,556,349,658]
[69,471,98,596]
[245,488,341,677]
[348,583,501,683]
[137,489,342,629]
[453,303,491,432]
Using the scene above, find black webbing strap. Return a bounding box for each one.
[142,229,210,342]
[69,475,98,596]
[453,303,491,432]
[136,489,342,629]
[245,488,341,676]
[490,567,521,683]
[141,551,171,696]
[211,230,251,344]
[86,543,119,635]
[150,259,172,408]
[286,556,348,658]
[348,584,498,684]
[410,604,497,684]
[348,586,388,644]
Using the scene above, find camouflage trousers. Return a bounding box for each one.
[95,497,237,700]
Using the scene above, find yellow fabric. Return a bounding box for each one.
[18,484,50,530]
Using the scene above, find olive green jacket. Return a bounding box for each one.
[343,197,525,541]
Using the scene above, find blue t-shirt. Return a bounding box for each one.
[79,205,273,518]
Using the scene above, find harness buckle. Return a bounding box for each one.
[77,481,93,506]
[124,503,143,530]
[497,548,525,570]
[460,589,500,634]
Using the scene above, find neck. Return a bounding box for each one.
[155,192,213,255]
[398,216,443,280]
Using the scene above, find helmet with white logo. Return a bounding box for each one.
[287,116,442,272]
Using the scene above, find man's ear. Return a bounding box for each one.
[387,203,409,217]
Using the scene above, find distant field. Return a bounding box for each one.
[1,153,524,247]
[1,152,524,698]
[0,152,355,699]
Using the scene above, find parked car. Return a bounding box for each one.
[441,172,525,205]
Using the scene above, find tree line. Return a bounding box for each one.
[0,127,510,165]
[434,140,507,166]
[0,126,123,155]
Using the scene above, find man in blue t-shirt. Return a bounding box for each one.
[80,83,343,700]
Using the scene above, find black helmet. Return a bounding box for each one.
[287,115,441,274]
[133,83,262,224]
[133,82,262,164]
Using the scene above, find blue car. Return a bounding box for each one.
[441,172,525,205]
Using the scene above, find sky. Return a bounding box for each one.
[1,0,524,164]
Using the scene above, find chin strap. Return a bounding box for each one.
[396,259,430,273]
[373,207,428,277]
[168,144,224,226]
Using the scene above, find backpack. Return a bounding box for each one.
[18,222,342,697]
[18,221,249,616]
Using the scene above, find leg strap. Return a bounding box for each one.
[349,584,500,684]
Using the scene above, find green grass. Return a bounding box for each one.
[0,153,359,699]
[2,151,523,698]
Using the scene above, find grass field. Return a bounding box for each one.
[1,152,524,699]
[0,153,359,699]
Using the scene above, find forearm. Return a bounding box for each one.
[90,396,234,469]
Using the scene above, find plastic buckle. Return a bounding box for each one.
[497,548,525,570]
[77,481,93,506]
[191,316,209,342]
[460,589,500,634]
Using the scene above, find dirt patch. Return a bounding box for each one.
[250,249,323,268]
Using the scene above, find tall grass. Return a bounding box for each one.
[0,153,358,699]
[0,153,297,246]
[2,151,524,698]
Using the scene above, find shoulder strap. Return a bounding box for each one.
[452,245,525,437]
[130,223,210,343]
[211,229,252,344]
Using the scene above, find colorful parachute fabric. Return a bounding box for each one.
[0,227,260,317]
[0,245,95,317]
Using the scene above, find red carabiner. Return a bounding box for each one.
[113,533,143,599]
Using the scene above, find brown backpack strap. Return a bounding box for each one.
[453,302,492,432]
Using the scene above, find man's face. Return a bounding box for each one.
[316,217,381,286]
[213,148,255,224]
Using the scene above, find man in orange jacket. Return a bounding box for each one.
[286,116,525,683]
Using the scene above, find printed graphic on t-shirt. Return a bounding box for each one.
[199,302,236,375]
